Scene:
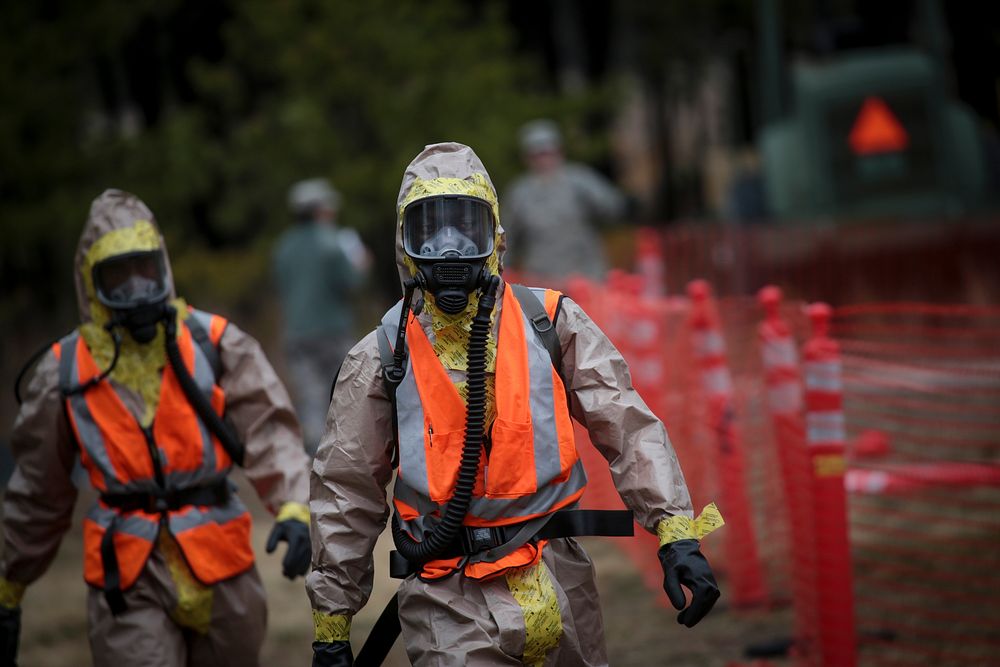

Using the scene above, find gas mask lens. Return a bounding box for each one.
[403,196,494,260]
[93,251,169,309]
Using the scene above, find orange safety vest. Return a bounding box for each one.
[382,285,587,581]
[54,308,254,591]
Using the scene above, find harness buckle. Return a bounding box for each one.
[530,312,553,334]
[460,526,506,555]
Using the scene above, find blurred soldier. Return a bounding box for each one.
[308,143,721,666]
[502,119,627,281]
[1,190,311,667]
[273,178,370,455]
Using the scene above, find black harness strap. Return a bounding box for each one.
[98,481,232,615]
[354,589,401,667]
[100,517,128,616]
[509,283,563,375]
[537,509,634,540]
[388,508,634,579]
[376,327,402,468]
[100,480,232,514]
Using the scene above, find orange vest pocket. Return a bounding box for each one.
[83,518,156,590]
[486,418,537,498]
[425,427,466,504]
[173,511,254,584]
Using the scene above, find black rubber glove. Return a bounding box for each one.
[312,640,353,667]
[658,539,720,627]
[266,519,311,580]
[0,606,20,666]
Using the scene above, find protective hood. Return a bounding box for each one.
[75,189,178,325]
[395,142,506,293]
[74,188,184,425]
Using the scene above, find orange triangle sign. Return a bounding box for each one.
[848,96,909,155]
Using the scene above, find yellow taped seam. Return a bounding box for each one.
[506,563,563,666]
[158,530,213,634]
[313,611,352,642]
[79,297,188,427]
[0,578,26,609]
[657,503,726,547]
[814,454,846,478]
[85,220,161,268]
[398,173,503,288]
[83,220,163,326]
[276,501,311,525]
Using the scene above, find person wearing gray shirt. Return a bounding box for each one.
[273,178,369,455]
[502,119,627,281]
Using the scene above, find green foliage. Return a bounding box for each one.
[0,0,607,328]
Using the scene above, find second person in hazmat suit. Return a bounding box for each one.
[0,190,312,667]
[307,143,721,666]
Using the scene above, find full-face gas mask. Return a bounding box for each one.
[402,195,495,314]
[92,250,171,343]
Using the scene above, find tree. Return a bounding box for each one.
[0,0,603,329]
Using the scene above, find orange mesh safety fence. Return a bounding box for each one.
[835,302,1000,667]
[505,264,1000,666]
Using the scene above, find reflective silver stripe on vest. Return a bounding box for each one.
[388,287,584,534]
[59,332,133,495]
[86,504,160,541]
[168,495,248,535]
[523,286,563,486]
[188,309,216,341]
[382,300,433,494]
[187,316,219,477]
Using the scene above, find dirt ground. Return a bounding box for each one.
[15,470,791,667]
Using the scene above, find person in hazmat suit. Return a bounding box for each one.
[307,143,722,666]
[0,189,312,667]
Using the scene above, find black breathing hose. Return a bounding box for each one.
[163,306,245,466]
[391,274,501,564]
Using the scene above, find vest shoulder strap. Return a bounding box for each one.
[376,326,401,468]
[186,310,224,379]
[510,283,563,378]
[56,330,80,396]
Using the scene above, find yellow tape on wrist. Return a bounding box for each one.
[0,578,26,609]
[276,501,311,525]
[313,611,352,642]
[656,503,725,547]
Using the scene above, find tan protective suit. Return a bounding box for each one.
[307,144,694,666]
[2,190,310,667]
